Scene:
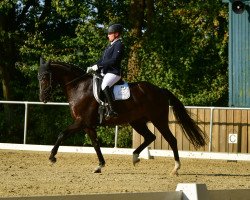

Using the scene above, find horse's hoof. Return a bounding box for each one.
[49,157,57,163]
[170,161,180,176]
[93,166,102,173]
[133,154,140,166]
[170,170,179,176]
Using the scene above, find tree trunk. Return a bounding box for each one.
[127,0,155,81]
[0,65,11,100]
[127,0,145,81]
[145,0,154,36]
[0,8,17,135]
[0,8,16,101]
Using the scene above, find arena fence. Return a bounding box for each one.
[0,142,250,161]
[0,101,120,146]
[1,101,250,154]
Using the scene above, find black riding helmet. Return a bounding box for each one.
[107,24,123,34]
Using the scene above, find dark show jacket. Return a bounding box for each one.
[97,39,124,76]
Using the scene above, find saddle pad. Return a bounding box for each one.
[93,75,130,103]
[93,75,104,104]
[113,83,130,100]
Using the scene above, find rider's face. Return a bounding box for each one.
[108,32,119,42]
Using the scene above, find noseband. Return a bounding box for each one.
[38,71,52,99]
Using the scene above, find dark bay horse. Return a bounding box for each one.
[38,57,206,175]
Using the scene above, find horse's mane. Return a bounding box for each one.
[51,61,86,75]
[50,61,93,79]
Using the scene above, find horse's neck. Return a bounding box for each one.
[52,69,77,86]
[62,75,78,86]
[64,76,92,103]
[60,73,91,89]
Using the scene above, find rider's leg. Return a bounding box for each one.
[101,73,121,117]
[101,73,121,90]
[103,86,118,117]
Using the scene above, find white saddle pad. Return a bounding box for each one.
[113,83,130,100]
[93,75,130,103]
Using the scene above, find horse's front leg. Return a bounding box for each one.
[49,132,63,163]
[84,127,105,173]
[49,120,82,163]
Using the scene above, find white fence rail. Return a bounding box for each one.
[0,101,120,146]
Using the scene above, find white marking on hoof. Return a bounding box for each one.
[133,154,140,166]
[93,166,102,173]
[170,161,181,176]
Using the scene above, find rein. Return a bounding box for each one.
[64,74,88,86]
[38,69,91,89]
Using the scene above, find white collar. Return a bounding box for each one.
[110,38,121,46]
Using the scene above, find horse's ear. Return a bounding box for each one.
[40,57,45,66]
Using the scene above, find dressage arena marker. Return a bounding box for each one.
[0,143,250,161]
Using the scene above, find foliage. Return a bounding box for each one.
[137,0,228,106]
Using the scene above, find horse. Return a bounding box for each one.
[38,57,206,175]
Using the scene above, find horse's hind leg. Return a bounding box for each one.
[152,118,180,176]
[130,120,156,166]
[49,120,82,163]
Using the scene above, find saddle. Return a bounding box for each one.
[93,74,130,123]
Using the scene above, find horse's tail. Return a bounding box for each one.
[162,89,207,148]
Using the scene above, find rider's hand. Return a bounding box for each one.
[87,65,98,73]
[87,67,92,73]
[92,64,98,71]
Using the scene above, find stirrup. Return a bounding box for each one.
[106,109,118,118]
[110,110,118,117]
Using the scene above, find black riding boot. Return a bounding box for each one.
[103,86,118,117]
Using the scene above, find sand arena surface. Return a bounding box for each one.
[0,150,249,197]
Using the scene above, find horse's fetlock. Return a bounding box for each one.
[49,156,57,163]
[99,161,105,167]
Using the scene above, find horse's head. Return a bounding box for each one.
[38,57,52,103]
[38,57,90,103]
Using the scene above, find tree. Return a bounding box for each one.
[136,0,228,105]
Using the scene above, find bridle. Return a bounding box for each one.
[37,71,52,99]
[38,69,87,92]
[38,62,90,101]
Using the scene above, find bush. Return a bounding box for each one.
[84,125,132,148]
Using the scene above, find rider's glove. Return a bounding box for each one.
[87,64,98,73]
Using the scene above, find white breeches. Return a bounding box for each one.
[101,73,121,90]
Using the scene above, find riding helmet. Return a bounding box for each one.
[107,24,123,34]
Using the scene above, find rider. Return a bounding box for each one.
[87,23,124,117]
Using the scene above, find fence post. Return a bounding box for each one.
[114,125,119,148]
[209,107,214,152]
[23,102,28,144]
